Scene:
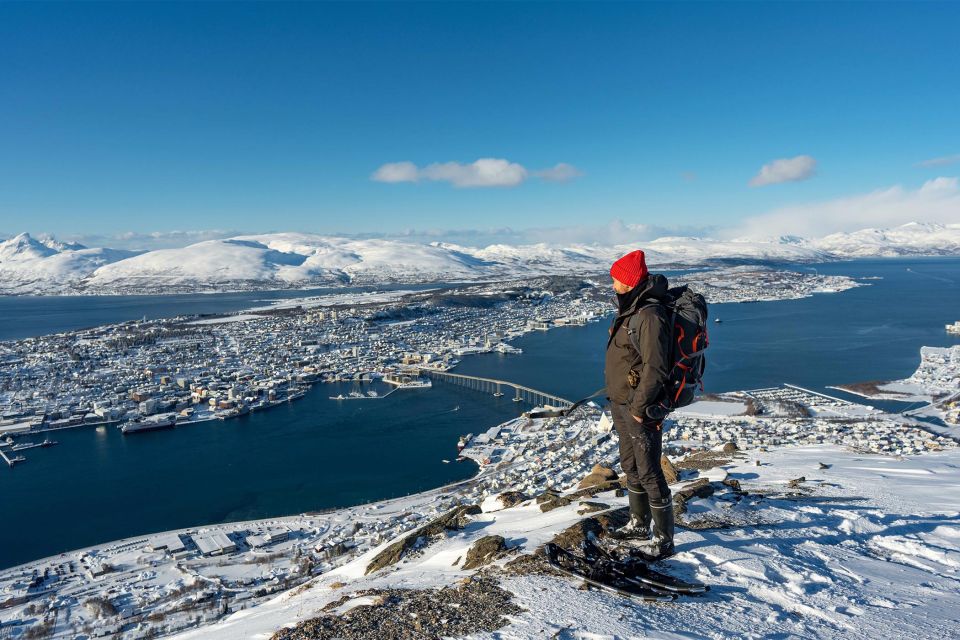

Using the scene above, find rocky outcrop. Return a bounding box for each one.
[676,450,732,472]
[496,490,529,509]
[577,501,609,515]
[672,479,715,519]
[272,577,522,640]
[577,464,618,489]
[365,505,481,575]
[462,535,508,570]
[661,455,679,484]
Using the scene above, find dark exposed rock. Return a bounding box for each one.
[672,479,716,518]
[496,490,529,509]
[535,489,561,504]
[722,442,739,455]
[577,501,609,515]
[722,478,742,492]
[539,494,572,513]
[818,462,832,470]
[787,476,806,488]
[462,535,508,570]
[565,478,624,501]
[577,464,618,489]
[365,505,481,575]
[271,578,522,640]
[661,455,679,484]
[595,506,631,532]
[675,450,731,472]
[499,551,563,577]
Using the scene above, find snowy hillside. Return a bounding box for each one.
[2,221,959,295]
[810,222,960,257]
[0,233,140,294]
[165,444,960,640]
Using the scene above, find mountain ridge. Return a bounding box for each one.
[1,222,958,295]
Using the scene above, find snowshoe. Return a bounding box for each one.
[544,543,675,602]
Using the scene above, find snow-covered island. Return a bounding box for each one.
[1,221,957,295]
[833,345,960,427]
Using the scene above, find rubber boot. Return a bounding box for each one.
[632,493,675,560]
[608,487,652,540]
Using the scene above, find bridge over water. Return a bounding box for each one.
[420,369,573,409]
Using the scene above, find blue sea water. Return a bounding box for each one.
[1,258,958,569]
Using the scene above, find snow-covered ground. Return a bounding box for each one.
[3,381,958,639]
[673,400,748,417]
[2,221,958,295]
[163,444,960,640]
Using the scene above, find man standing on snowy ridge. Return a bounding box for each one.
[604,249,675,560]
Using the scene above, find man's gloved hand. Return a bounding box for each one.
[645,404,669,421]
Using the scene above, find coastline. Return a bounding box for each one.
[0,265,880,569]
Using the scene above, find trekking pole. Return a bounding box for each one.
[531,388,607,418]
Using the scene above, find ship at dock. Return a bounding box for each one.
[120,413,178,434]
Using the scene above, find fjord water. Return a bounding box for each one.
[2,258,959,569]
[1,381,527,570]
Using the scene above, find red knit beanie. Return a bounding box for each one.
[610,250,649,287]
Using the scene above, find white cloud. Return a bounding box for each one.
[421,158,528,187]
[749,155,817,187]
[60,229,244,250]
[918,154,960,168]
[371,158,581,188]
[359,219,713,246]
[534,162,583,183]
[370,161,419,183]
[732,177,960,239]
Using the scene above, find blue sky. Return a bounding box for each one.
[1,1,958,247]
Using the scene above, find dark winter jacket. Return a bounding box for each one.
[604,274,672,420]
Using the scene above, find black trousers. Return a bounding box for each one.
[611,402,670,502]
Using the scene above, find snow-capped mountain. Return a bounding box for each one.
[1,222,958,295]
[809,222,960,257]
[0,233,141,294]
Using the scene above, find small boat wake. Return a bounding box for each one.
[906,267,954,284]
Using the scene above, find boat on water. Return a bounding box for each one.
[120,413,177,434]
[457,433,473,452]
[367,390,379,398]
[715,318,722,323]
[9,438,58,451]
[287,389,308,402]
[348,391,364,398]
[493,391,504,397]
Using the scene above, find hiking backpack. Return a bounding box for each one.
[626,285,709,417]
